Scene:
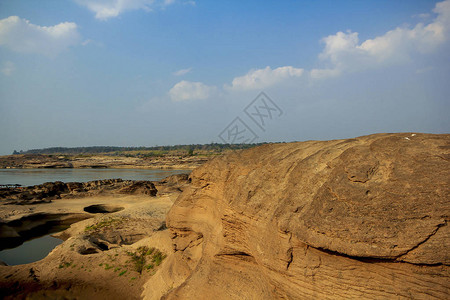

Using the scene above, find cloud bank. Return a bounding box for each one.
[227,66,304,91]
[161,0,450,103]
[169,80,216,101]
[223,0,450,85]
[311,0,450,78]
[75,0,177,20]
[0,16,80,56]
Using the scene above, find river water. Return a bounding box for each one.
[0,168,190,187]
[0,234,63,266]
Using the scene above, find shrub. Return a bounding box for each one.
[126,246,166,274]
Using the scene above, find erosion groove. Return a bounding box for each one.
[397,220,447,259]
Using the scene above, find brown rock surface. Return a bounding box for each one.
[150,133,449,299]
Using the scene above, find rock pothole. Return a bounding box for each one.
[83,204,124,214]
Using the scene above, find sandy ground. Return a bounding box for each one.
[0,194,171,222]
[0,191,179,299]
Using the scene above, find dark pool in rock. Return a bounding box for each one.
[83,204,124,214]
[0,213,92,266]
[0,234,63,265]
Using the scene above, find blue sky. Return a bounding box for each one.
[0,0,449,154]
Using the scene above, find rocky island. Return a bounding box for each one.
[0,133,449,299]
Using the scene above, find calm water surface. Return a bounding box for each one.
[0,234,63,265]
[0,168,190,186]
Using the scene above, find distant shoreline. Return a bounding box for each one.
[0,153,209,170]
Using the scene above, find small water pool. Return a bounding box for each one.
[0,234,63,266]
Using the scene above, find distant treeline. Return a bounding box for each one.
[15,143,266,155]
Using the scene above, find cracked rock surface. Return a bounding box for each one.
[146,133,449,299]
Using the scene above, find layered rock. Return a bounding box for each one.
[151,133,449,299]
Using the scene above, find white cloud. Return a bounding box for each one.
[75,0,177,20]
[1,61,15,76]
[227,66,304,91]
[0,16,80,56]
[319,31,359,65]
[169,80,216,101]
[311,0,450,79]
[173,67,192,76]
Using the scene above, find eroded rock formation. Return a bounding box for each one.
[152,133,449,299]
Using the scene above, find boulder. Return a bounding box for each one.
[117,181,157,196]
[159,174,190,185]
[155,173,191,195]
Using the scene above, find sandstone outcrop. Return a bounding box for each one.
[150,133,449,299]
